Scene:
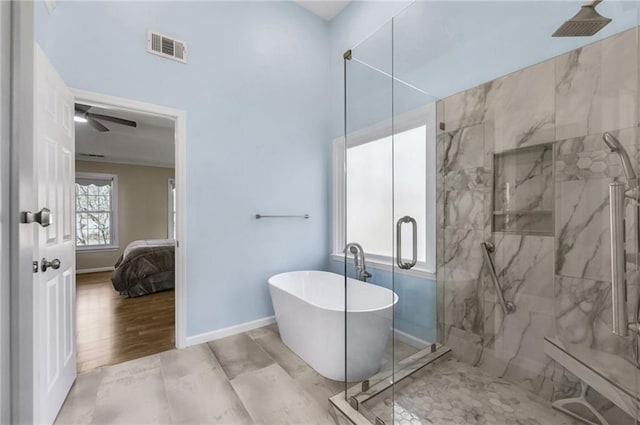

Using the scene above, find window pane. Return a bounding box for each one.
[86,184,99,196]
[86,212,110,245]
[76,212,88,245]
[96,194,110,211]
[346,126,427,261]
[394,126,427,262]
[347,136,393,257]
[76,178,113,247]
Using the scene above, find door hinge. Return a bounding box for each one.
[32,261,39,273]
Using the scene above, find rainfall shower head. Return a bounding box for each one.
[552,0,612,37]
[603,132,637,189]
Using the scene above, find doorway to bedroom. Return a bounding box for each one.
[73,97,179,373]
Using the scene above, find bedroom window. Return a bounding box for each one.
[75,173,118,251]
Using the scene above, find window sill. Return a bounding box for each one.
[329,253,436,280]
[76,245,119,253]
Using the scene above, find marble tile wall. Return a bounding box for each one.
[436,27,639,410]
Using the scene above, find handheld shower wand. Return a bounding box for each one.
[603,132,638,189]
[603,133,640,366]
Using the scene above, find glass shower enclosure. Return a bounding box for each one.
[336,2,640,425]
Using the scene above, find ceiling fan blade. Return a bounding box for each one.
[88,113,137,128]
[87,117,110,132]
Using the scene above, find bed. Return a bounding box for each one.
[111,239,175,297]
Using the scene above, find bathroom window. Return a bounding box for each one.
[332,106,436,276]
[75,173,118,251]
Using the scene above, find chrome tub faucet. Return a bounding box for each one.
[344,242,372,282]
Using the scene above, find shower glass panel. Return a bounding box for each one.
[343,21,394,421]
[342,2,639,425]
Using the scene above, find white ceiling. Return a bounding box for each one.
[75,105,175,168]
[294,0,350,21]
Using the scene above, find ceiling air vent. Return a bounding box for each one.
[147,30,187,64]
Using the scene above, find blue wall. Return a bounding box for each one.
[327,260,437,343]
[328,1,411,139]
[35,1,331,336]
[35,0,636,342]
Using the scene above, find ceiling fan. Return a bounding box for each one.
[74,103,137,132]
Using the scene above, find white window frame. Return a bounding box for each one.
[168,178,176,240]
[332,104,436,279]
[75,172,119,252]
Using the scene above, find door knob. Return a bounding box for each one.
[41,258,61,272]
[20,208,52,227]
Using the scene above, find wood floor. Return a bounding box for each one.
[76,272,175,373]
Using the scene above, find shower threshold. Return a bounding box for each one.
[330,346,580,425]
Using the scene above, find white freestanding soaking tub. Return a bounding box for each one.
[268,270,398,382]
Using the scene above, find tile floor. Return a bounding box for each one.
[364,356,579,425]
[55,324,344,425]
[57,323,577,425]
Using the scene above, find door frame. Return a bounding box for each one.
[72,88,188,350]
[9,4,188,423]
[11,1,38,424]
[1,1,14,424]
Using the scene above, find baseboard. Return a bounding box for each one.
[76,266,115,275]
[394,328,429,349]
[185,315,276,347]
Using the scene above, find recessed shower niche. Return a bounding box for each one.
[492,143,553,235]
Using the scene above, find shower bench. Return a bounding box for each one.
[544,337,638,425]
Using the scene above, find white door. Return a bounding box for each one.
[33,44,76,425]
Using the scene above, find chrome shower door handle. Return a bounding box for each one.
[396,216,417,270]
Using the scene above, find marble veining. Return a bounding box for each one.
[489,234,555,314]
[493,145,553,213]
[436,27,640,420]
[442,84,487,131]
[444,189,485,230]
[441,124,485,174]
[485,60,555,152]
[555,28,638,141]
[555,128,638,182]
[555,275,636,365]
[443,276,484,335]
[442,228,484,282]
[443,166,491,192]
[555,178,614,282]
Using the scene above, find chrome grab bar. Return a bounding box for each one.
[609,182,629,336]
[481,242,516,315]
[396,216,417,270]
[255,214,310,219]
